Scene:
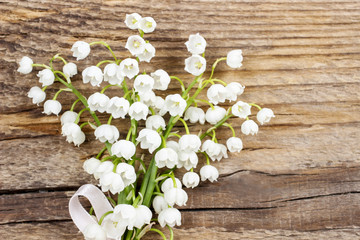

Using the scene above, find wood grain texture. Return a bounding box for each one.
[1,0,360,239]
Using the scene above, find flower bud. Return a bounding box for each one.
[226,137,243,153]
[17,56,33,74]
[161,177,182,193]
[158,208,181,228]
[133,205,152,229]
[83,223,106,240]
[106,97,130,119]
[82,66,103,87]
[146,115,166,131]
[63,62,78,78]
[88,92,109,113]
[43,100,62,115]
[164,94,187,117]
[83,158,101,175]
[134,74,154,94]
[94,124,119,143]
[226,49,243,68]
[205,106,226,125]
[124,13,142,30]
[153,195,168,214]
[164,188,188,207]
[104,63,124,85]
[37,69,55,87]
[232,101,251,119]
[155,148,178,169]
[136,42,155,62]
[27,86,46,105]
[139,17,156,33]
[151,69,170,90]
[241,120,259,135]
[179,134,201,153]
[112,140,136,160]
[99,171,124,194]
[257,108,275,125]
[129,102,149,121]
[119,58,139,79]
[184,107,205,124]
[200,165,219,182]
[185,33,206,55]
[182,172,200,188]
[136,129,161,153]
[207,84,227,105]
[60,111,78,125]
[71,41,90,60]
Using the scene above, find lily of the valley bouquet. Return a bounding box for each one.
[18,13,274,240]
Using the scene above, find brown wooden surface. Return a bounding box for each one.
[1,0,360,239]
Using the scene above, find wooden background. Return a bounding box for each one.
[1,0,360,239]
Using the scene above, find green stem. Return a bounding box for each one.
[169,132,181,139]
[223,123,236,137]
[177,117,190,134]
[167,226,174,240]
[89,41,118,62]
[209,57,226,80]
[170,76,186,92]
[79,122,89,129]
[149,107,156,115]
[70,99,81,112]
[96,147,107,159]
[52,88,70,100]
[195,98,214,110]
[96,60,115,67]
[101,84,114,94]
[74,108,89,124]
[98,211,113,225]
[211,130,216,142]
[149,228,167,240]
[202,152,211,165]
[126,126,133,141]
[107,115,113,125]
[211,78,228,86]
[249,103,262,110]
[200,114,233,140]
[32,63,51,69]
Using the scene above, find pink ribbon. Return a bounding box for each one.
[69,184,113,233]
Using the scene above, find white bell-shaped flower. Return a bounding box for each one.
[83,223,106,240]
[83,157,101,175]
[82,66,103,87]
[124,13,142,30]
[184,107,205,124]
[112,204,137,230]
[166,141,180,154]
[146,115,166,131]
[241,120,259,135]
[185,33,207,55]
[257,108,275,125]
[200,165,219,182]
[43,100,62,115]
[61,122,85,146]
[226,137,243,153]
[99,171,125,194]
[161,177,182,193]
[17,56,33,74]
[63,62,78,78]
[179,134,201,153]
[177,151,198,170]
[119,58,139,79]
[125,35,146,56]
[164,188,188,207]
[139,17,156,33]
[61,111,78,125]
[158,208,181,228]
[116,163,136,186]
[151,96,166,116]
[207,84,227,105]
[226,82,245,102]
[37,69,55,87]
[27,86,46,105]
[101,213,126,240]
[211,143,228,161]
[134,74,154,94]
[232,101,251,119]
[136,129,161,153]
[201,140,220,160]
[94,161,114,180]
[94,124,119,143]
[133,205,152,229]
[103,63,124,85]
[184,55,206,76]
[88,92,109,113]
[106,97,130,119]
[111,140,136,160]
[164,94,187,116]
[182,172,200,189]
[205,106,226,124]
[129,102,148,121]
[136,42,156,62]
[153,195,168,214]
[226,49,243,68]
[139,91,156,106]
[71,41,91,61]
[155,148,178,168]
[151,69,170,90]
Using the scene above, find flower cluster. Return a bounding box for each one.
[19,13,274,240]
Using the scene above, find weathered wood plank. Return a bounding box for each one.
[1,222,360,240]
[1,0,360,238]
[2,167,360,231]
